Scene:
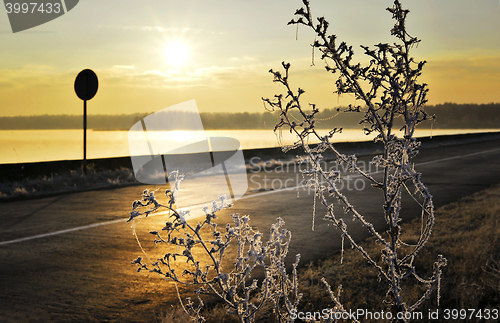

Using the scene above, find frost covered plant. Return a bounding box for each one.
[262,0,446,320]
[129,171,301,323]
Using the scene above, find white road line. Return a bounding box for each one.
[0,218,126,246]
[0,205,199,246]
[414,147,500,166]
[2,146,500,246]
[240,147,500,197]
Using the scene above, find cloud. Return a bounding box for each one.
[124,26,191,33]
[98,63,272,90]
[230,56,256,61]
[111,65,136,70]
[425,55,500,81]
[0,65,70,89]
[98,25,222,35]
[421,54,500,104]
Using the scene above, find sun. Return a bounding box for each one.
[164,41,190,67]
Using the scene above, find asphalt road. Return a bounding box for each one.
[1,138,500,322]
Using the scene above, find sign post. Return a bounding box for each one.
[74,69,98,173]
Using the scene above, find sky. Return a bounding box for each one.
[0,0,499,117]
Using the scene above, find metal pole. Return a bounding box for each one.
[83,99,87,173]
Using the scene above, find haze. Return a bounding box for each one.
[0,0,499,117]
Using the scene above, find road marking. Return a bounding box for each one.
[0,218,126,246]
[239,147,500,197]
[2,147,500,246]
[0,205,197,247]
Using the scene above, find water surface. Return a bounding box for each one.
[0,128,497,164]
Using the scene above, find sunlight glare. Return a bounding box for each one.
[164,41,190,67]
[169,130,192,142]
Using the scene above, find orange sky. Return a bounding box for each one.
[0,0,499,117]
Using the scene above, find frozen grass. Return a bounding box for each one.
[0,164,137,200]
[159,183,500,322]
[289,183,500,322]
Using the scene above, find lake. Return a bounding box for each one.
[0,128,498,164]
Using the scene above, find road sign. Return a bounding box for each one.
[75,69,98,101]
[74,69,98,173]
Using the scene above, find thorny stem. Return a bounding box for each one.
[298,0,389,144]
[128,191,239,309]
[263,0,446,320]
[130,185,301,322]
[129,1,446,321]
[267,65,393,282]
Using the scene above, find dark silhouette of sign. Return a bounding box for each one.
[74,69,98,100]
[74,69,98,173]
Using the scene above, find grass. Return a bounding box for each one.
[159,183,500,322]
[0,164,138,200]
[295,183,500,321]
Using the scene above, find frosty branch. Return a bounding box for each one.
[129,171,301,323]
[263,0,446,320]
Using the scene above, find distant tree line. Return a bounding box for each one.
[425,103,500,129]
[0,113,151,131]
[1,103,499,130]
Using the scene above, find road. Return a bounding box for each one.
[1,138,500,322]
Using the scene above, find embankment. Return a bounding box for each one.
[1,131,499,182]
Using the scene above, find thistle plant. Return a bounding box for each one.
[262,0,446,320]
[129,171,301,323]
[130,1,446,322]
